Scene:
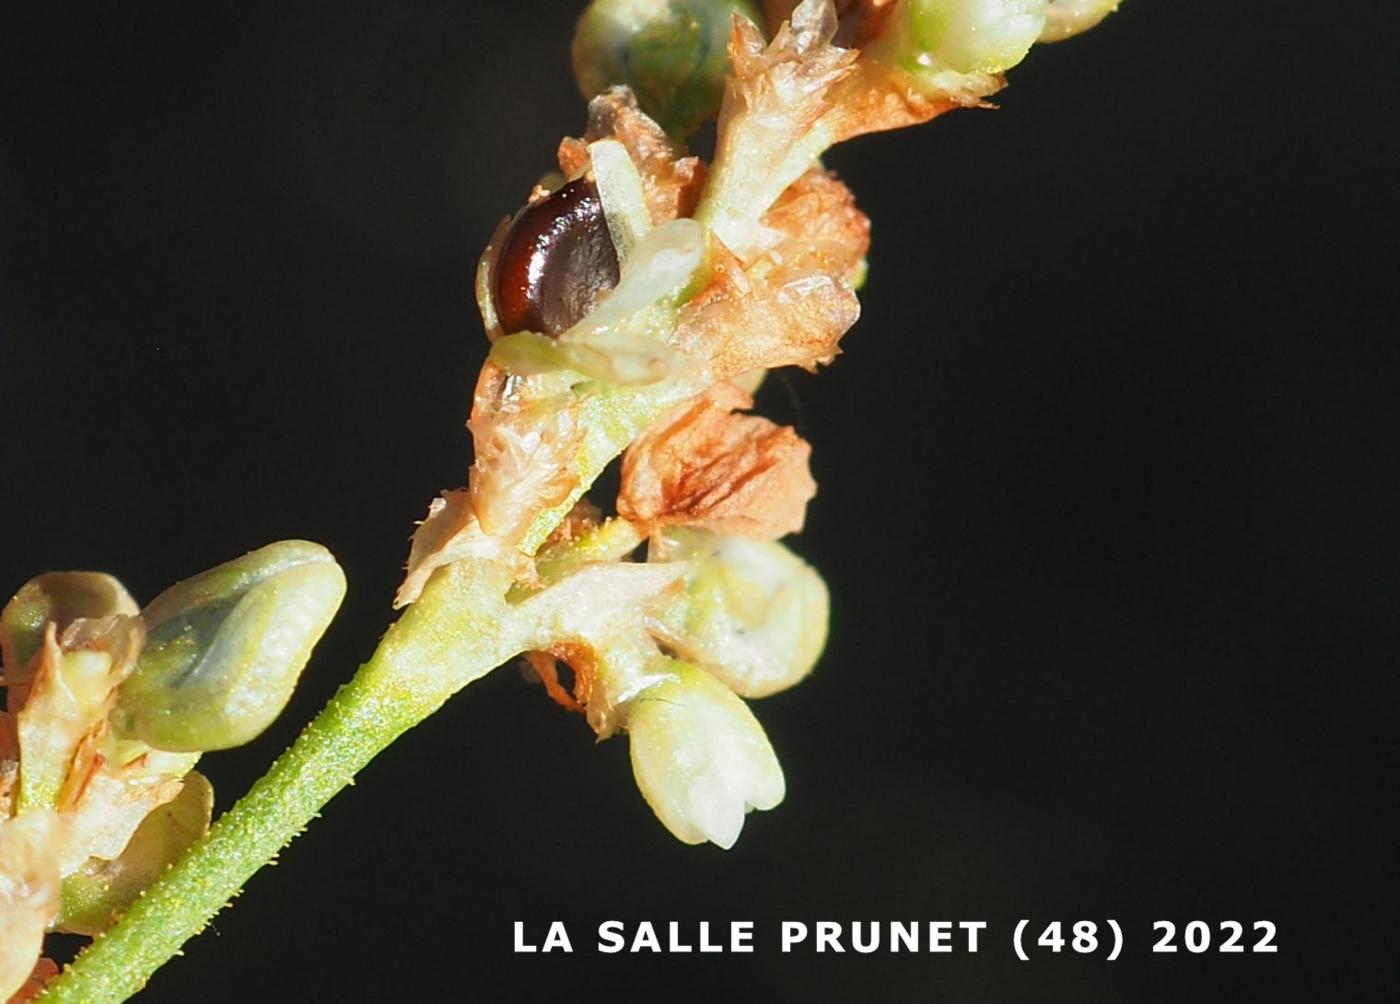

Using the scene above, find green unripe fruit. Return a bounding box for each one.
[905,0,1046,75]
[0,572,138,669]
[114,541,345,752]
[572,0,764,138]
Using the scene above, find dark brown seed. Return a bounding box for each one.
[493,178,620,337]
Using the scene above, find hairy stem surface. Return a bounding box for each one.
[41,561,517,1003]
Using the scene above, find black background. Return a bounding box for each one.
[2,2,1394,1001]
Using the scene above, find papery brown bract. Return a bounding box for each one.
[558,87,707,226]
[760,168,871,281]
[16,620,142,812]
[10,619,195,879]
[672,166,868,378]
[56,757,189,876]
[674,246,858,379]
[699,1,858,257]
[763,0,896,47]
[764,0,1004,141]
[618,382,816,539]
[397,490,531,607]
[467,363,587,547]
[828,56,998,140]
[398,492,478,607]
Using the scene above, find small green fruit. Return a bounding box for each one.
[114,541,346,752]
[572,0,765,137]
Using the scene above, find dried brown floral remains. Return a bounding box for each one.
[619,382,816,539]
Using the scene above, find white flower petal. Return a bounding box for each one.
[649,528,829,698]
[626,661,785,848]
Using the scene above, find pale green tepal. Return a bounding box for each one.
[898,0,1047,75]
[57,772,214,936]
[113,541,346,752]
[627,659,785,849]
[649,527,829,698]
[572,0,765,138]
[0,571,139,669]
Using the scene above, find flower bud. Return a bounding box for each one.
[114,541,346,752]
[903,0,1046,75]
[627,659,784,848]
[57,771,213,936]
[649,527,828,697]
[1,572,138,671]
[572,0,765,137]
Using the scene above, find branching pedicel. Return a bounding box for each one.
[0,1,1120,999]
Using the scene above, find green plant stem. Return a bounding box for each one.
[41,560,519,1004]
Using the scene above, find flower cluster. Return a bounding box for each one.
[4,4,1124,997]
[0,544,344,1000]
[395,0,1118,850]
